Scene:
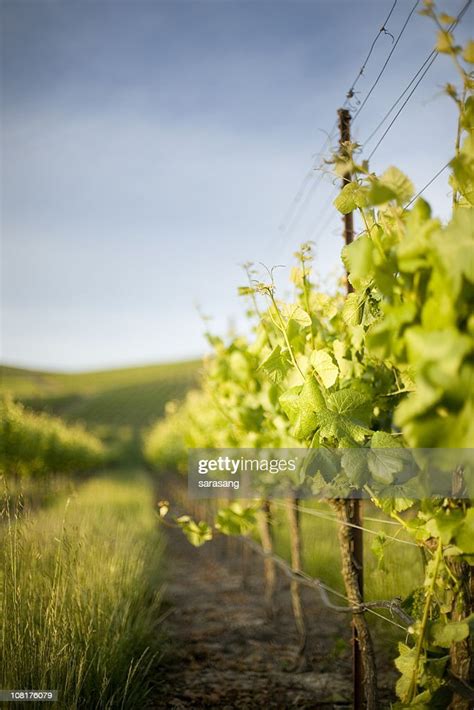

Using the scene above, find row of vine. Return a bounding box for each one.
[146,7,473,707]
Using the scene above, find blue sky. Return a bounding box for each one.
[1,0,471,371]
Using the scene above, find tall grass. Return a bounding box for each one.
[0,471,164,709]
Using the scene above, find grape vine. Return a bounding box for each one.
[146,6,474,707]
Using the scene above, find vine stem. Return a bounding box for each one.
[285,496,308,664]
[244,265,274,349]
[406,537,443,703]
[452,86,466,208]
[300,251,315,351]
[256,500,276,619]
[332,499,379,709]
[268,291,305,379]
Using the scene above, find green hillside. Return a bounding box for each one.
[1,360,200,431]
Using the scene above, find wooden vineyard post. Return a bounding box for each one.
[285,496,308,670]
[336,107,377,710]
[256,499,277,618]
[338,108,355,262]
[285,496,307,662]
[333,500,377,710]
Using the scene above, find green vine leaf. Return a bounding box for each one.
[394,642,425,701]
[368,432,406,485]
[428,620,470,647]
[424,510,464,545]
[454,508,474,554]
[280,303,312,327]
[333,181,369,214]
[436,29,455,54]
[342,235,375,290]
[279,377,323,440]
[316,389,373,444]
[463,39,474,63]
[176,516,213,547]
[368,166,414,206]
[215,504,257,536]
[259,344,291,383]
[310,350,339,388]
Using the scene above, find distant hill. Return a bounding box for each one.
[1,360,200,430]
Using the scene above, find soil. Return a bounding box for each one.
[151,519,399,710]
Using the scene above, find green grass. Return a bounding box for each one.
[0,362,199,705]
[0,470,164,709]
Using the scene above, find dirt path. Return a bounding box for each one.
[149,474,399,709]
[154,531,351,710]
[153,520,397,709]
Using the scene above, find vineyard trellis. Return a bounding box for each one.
[337,104,367,710]
[146,2,474,708]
